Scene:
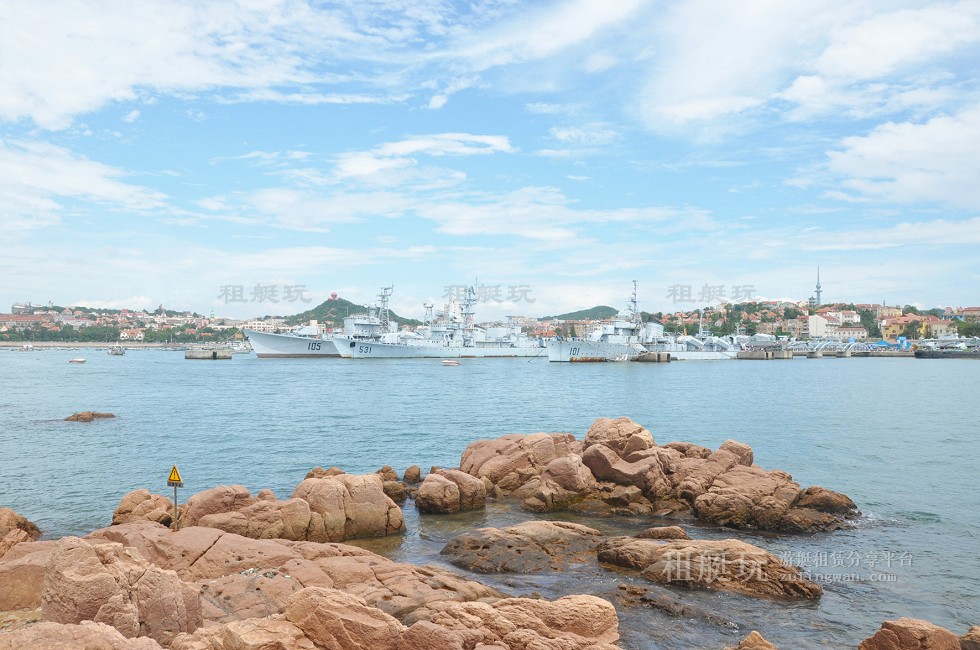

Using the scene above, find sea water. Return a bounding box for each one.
[1,349,977,648]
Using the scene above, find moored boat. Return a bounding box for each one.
[546,282,661,362]
[68,357,86,363]
[244,327,340,358]
[337,287,542,359]
[245,286,395,358]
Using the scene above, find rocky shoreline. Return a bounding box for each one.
[2,416,976,649]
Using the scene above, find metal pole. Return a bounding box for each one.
[173,485,178,529]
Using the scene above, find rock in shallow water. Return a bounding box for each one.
[597,537,822,600]
[858,617,961,650]
[441,520,605,572]
[64,411,115,421]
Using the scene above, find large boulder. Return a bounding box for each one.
[460,432,580,492]
[86,522,503,625]
[285,587,404,650]
[181,485,257,527]
[692,465,800,529]
[794,486,858,516]
[597,537,822,600]
[0,508,42,559]
[399,595,620,650]
[636,526,690,540]
[178,476,405,543]
[583,416,655,456]
[112,489,175,527]
[692,465,858,533]
[171,591,619,650]
[962,626,980,650]
[858,618,961,649]
[0,539,57,610]
[0,621,163,650]
[172,618,315,650]
[581,444,675,500]
[416,470,486,514]
[541,454,596,492]
[292,473,405,541]
[441,521,605,573]
[41,536,201,647]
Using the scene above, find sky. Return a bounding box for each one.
[2,0,979,321]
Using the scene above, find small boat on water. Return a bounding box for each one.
[68,357,86,364]
[441,359,460,366]
[107,345,125,356]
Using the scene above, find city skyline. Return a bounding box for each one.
[2,1,979,320]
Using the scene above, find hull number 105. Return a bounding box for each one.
[307,341,322,351]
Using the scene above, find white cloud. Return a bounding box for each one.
[814,3,980,81]
[439,0,646,70]
[549,125,618,146]
[122,109,140,123]
[637,1,980,132]
[823,106,980,209]
[415,186,712,240]
[0,138,169,231]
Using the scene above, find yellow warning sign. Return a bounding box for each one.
[167,465,183,487]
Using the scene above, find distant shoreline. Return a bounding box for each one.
[2,342,192,349]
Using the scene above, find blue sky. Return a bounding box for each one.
[2,0,979,320]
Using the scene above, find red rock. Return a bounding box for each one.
[112,489,175,527]
[181,484,257,527]
[0,507,42,543]
[581,444,672,499]
[459,432,580,492]
[441,521,604,573]
[172,618,316,650]
[376,465,399,482]
[285,586,404,650]
[402,595,619,650]
[416,474,463,514]
[583,416,655,456]
[858,618,960,649]
[725,630,778,649]
[961,625,980,650]
[541,455,596,493]
[0,621,163,649]
[719,439,754,467]
[305,466,345,478]
[86,523,502,625]
[636,526,690,540]
[292,473,405,541]
[692,465,800,529]
[64,411,116,421]
[403,465,422,483]
[40,536,201,646]
[794,486,858,516]
[0,539,56,610]
[597,537,822,600]
[416,469,487,514]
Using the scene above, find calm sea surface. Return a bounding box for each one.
[2,349,977,648]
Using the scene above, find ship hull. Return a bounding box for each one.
[546,340,647,362]
[244,330,340,358]
[340,339,543,359]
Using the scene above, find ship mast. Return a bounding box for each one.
[462,286,477,336]
[378,286,393,333]
[630,280,639,325]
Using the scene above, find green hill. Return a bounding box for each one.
[281,297,421,328]
[540,305,619,321]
